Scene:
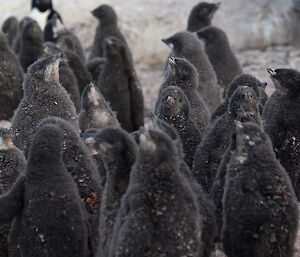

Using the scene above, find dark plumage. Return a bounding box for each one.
[18,20,43,72]
[0,32,23,121]
[210,107,261,241]
[153,118,217,256]
[0,128,26,257]
[193,86,260,193]
[187,2,220,32]
[89,4,132,61]
[2,16,18,47]
[31,0,63,25]
[195,26,243,92]
[86,57,107,82]
[0,124,89,257]
[44,15,85,63]
[94,127,138,257]
[79,83,119,132]
[109,127,202,257]
[210,74,268,123]
[11,53,78,157]
[12,17,33,55]
[57,37,93,94]
[156,56,210,133]
[263,68,300,199]
[222,122,299,257]
[98,37,144,132]
[37,117,103,253]
[41,42,81,111]
[162,31,221,112]
[82,128,107,188]
[156,86,202,169]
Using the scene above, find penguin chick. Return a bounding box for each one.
[98,37,144,132]
[210,74,268,123]
[156,56,210,133]
[193,86,260,193]
[0,32,23,121]
[0,128,26,257]
[18,20,43,72]
[195,26,243,92]
[37,116,102,253]
[94,126,138,257]
[187,2,220,32]
[57,37,93,94]
[0,124,89,257]
[263,68,300,199]
[11,53,78,157]
[89,4,132,62]
[79,83,119,132]
[41,42,81,111]
[2,16,18,47]
[44,14,85,63]
[222,122,299,257]
[156,86,202,169]
[12,17,33,54]
[109,127,202,257]
[162,31,221,112]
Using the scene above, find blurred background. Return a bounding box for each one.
[1,0,300,107]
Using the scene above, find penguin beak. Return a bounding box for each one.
[166,96,175,105]
[161,38,174,49]
[259,82,268,89]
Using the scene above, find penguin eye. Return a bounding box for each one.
[200,8,208,15]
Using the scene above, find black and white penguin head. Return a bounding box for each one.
[267,68,300,94]
[157,86,190,121]
[233,121,266,162]
[89,126,137,164]
[195,26,227,46]
[92,4,118,24]
[229,86,260,123]
[187,2,220,31]
[27,52,62,84]
[167,56,199,89]
[0,128,14,150]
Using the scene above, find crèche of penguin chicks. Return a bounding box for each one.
[0,1,299,257]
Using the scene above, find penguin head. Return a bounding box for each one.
[0,128,14,150]
[104,37,124,58]
[162,34,182,53]
[226,74,268,113]
[157,86,189,122]
[195,26,227,46]
[92,4,118,24]
[81,83,102,109]
[229,86,260,124]
[187,2,220,31]
[41,42,64,59]
[139,126,176,163]
[57,36,75,52]
[22,20,43,43]
[27,52,62,84]
[167,56,199,90]
[267,68,300,95]
[82,128,99,156]
[233,121,266,158]
[2,16,18,36]
[91,126,138,165]
[31,0,53,12]
[28,124,63,163]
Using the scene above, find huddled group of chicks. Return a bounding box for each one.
[0,1,299,257]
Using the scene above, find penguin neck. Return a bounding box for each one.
[105,162,131,199]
